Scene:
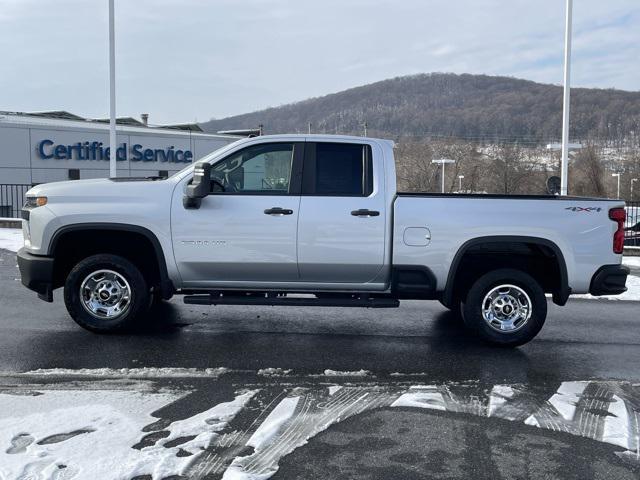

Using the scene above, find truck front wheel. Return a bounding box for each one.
[64,254,150,332]
[461,268,547,347]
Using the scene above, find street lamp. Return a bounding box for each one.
[458,175,465,192]
[632,178,638,201]
[108,0,117,178]
[612,173,621,199]
[560,0,573,195]
[432,159,455,193]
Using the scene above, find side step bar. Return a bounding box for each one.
[183,294,399,308]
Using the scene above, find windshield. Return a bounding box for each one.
[170,138,246,178]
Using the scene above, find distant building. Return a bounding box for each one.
[0,111,240,185]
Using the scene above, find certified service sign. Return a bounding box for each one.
[37,139,193,163]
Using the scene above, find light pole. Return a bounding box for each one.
[612,173,621,199]
[108,0,117,178]
[631,178,638,201]
[432,159,455,193]
[458,175,465,192]
[560,0,573,195]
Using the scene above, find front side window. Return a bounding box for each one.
[211,143,294,194]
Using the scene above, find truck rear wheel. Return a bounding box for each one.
[461,268,547,347]
[64,254,150,332]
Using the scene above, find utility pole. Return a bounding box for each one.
[631,178,637,201]
[560,0,573,195]
[432,159,455,193]
[108,0,117,178]
[458,175,465,192]
[363,121,368,137]
[308,122,311,134]
[612,173,621,199]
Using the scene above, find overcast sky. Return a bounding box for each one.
[0,0,638,124]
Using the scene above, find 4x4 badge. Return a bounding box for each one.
[565,207,602,212]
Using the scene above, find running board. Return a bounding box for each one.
[183,294,399,308]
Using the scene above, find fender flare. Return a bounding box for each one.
[48,222,174,298]
[442,235,570,307]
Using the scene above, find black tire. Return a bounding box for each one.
[64,254,150,332]
[462,268,547,347]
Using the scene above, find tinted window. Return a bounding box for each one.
[304,143,372,196]
[211,143,294,194]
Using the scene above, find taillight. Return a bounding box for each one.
[609,208,626,254]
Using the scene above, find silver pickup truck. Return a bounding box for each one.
[17,134,629,346]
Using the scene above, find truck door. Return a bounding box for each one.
[171,142,303,286]
[296,141,387,284]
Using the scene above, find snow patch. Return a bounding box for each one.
[524,415,540,427]
[488,385,515,417]
[548,381,589,421]
[623,257,640,269]
[602,394,632,449]
[0,228,23,252]
[314,369,370,377]
[0,388,255,480]
[21,367,230,378]
[257,368,292,377]
[572,274,640,301]
[246,396,299,450]
[391,386,447,411]
[328,386,342,396]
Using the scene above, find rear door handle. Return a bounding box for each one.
[351,209,380,217]
[264,207,293,216]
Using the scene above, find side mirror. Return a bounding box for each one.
[183,161,211,209]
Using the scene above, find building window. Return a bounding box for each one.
[158,170,169,178]
[68,169,80,180]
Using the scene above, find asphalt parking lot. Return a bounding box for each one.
[1,247,640,479]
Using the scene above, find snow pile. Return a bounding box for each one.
[540,381,588,422]
[222,396,302,480]
[624,257,640,269]
[246,397,300,450]
[0,228,23,252]
[315,369,370,377]
[572,274,640,301]
[257,368,292,377]
[391,386,447,411]
[0,388,255,479]
[602,394,634,449]
[22,367,230,378]
[487,385,516,417]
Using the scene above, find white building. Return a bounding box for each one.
[0,111,239,185]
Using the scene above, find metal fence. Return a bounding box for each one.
[0,184,31,219]
[626,201,640,247]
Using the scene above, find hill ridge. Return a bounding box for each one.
[201,73,640,144]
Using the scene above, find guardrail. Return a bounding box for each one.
[0,184,31,219]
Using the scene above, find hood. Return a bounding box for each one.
[26,177,175,201]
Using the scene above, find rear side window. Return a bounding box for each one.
[302,142,373,196]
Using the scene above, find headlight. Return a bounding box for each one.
[24,196,48,208]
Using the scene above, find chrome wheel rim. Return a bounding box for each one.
[80,269,131,319]
[481,284,532,333]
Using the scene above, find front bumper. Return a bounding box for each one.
[17,248,55,302]
[589,264,629,296]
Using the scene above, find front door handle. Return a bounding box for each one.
[351,209,380,217]
[264,207,294,216]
